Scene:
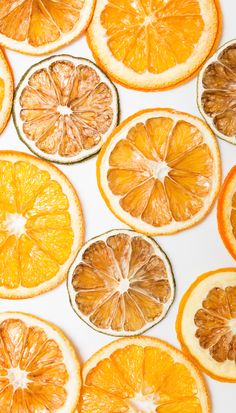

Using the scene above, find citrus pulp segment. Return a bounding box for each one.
[176,268,236,382]
[97,108,221,235]
[0,312,81,412]
[0,150,84,299]
[68,229,175,336]
[13,55,119,164]
[0,49,13,134]
[79,336,210,412]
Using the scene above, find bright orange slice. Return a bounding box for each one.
[176,268,236,382]
[218,166,236,259]
[0,49,13,134]
[79,336,210,412]
[97,108,221,235]
[0,0,95,55]
[87,0,221,91]
[0,150,84,299]
[0,312,81,412]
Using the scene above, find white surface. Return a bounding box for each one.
[0,1,235,411]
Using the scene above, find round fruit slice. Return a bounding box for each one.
[0,312,81,412]
[97,108,221,235]
[79,336,210,412]
[13,55,119,164]
[0,49,13,134]
[176,268,236,382]
[0,0,95,55]
[68,229,175,336]
[87,0,221,91]
[198,39,236,145]
[0,150,84,299]
[218,166,236,259]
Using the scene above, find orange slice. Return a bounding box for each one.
[0,49,13,134]
[68,229,175,336]
[0,150,84,299]
[0,0,95,55]
[13,55,119,164]
[0,312,81,412]
[87,0,221,91]
[218,166,236,259]
[97,108,221,235]
[176,268,236,382]
[79,336,210,412]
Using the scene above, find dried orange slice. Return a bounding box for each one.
[0,49,13,134]
[79,336,210,412]
[0,150,84,299]
[87,0,221,91]
[218,166,236,259]
[198,40,236,145]
[13,55,119,164]
[97,108,221,235]
[0,312,81,412]
[0,0,95,55]
[68,229,175,336]
[176,268,236,382]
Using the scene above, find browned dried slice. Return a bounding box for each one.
[13,55,119,163]
[68,229,175,336]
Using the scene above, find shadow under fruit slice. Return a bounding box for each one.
[0,49,13,134]
[79,336,210,412]
[0,312,81,412]
[13,55,119,164]
[68,229,175,336]
[0,150,84,299]
[198,39,236,145]
[176,268,236,382]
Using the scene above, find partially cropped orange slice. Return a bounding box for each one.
[218,166,236,259]
[0,0,95,55]
[0,312,81,412]
[0,49,13,134]
[0,150,84,299]
[79,336,210,412]
[97,108,221,235]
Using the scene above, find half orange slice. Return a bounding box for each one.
[0,49,13,134]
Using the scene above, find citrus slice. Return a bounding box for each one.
[0,49,13,134]
[13,55,119,164]
[87,0,221,91]
[0,0,95,55]
[97,108,221,235]
[198,39,236,145]
[218,166,236,260]
[0,312,81,412]
[79,336,210,412]
[0,150,84,299]
[176,268,236,382]
[68,229,175,336]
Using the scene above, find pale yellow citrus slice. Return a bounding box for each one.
[13,55,119,164]
[79,336,210,412]
[97,108,221,235]
[0,150,84,299]
[0,49,13,134]
[68,229,175,336]
[0,312,81,412]
[0,0,95,55]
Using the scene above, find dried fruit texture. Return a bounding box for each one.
[0,49,13,133]
[68,230,175,335]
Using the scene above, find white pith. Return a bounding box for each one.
[129,392,158,412]
[4,213,26,236]
[149,160,171,182]
[57,105,73,116]
[7,367,30,390]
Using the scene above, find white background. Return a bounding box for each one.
[0,1,235,411]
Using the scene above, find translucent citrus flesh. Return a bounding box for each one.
[201,43,236,137]
[0,0,84,47]
[0,77,4,111]
[231,192,236,239]
[194,286,236,363]
[0,318,68,411]
[0,159,74,289]
[80,344,203,412]
[19,60,114,158]
[101,0,204,74]
[107,118,213,226]
[72,233,172,332]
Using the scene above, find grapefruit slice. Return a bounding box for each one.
[0,49,13,134]
[68,229,175,336]
[97,108,221,235]
[176,268,236,382]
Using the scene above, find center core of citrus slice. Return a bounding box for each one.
[57,105,72,116]
[149,160,171,182]
[130,393,157,412]
[117,278,130,294]
[8,367,29,390]
[4,213,26,236]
